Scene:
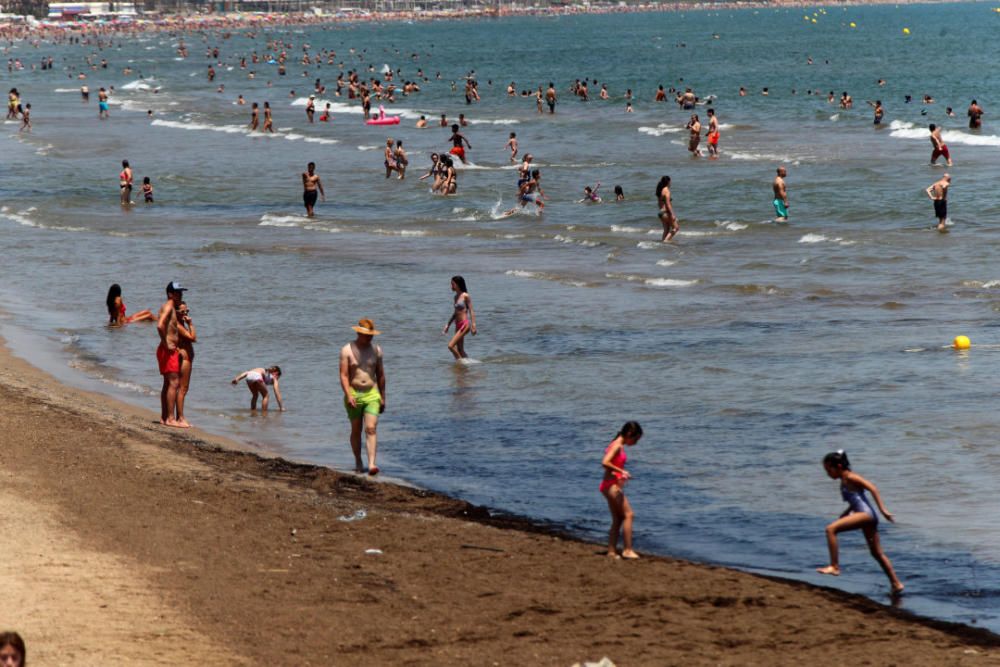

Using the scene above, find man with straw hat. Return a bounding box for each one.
[339,318,387,475]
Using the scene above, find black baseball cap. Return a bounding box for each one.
[166,281,188,293]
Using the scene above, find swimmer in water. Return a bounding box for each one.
[686,114,702,157]
[926,173,951,233]
[867,99,884,126]
[929,124,952,166]
[106,283,154,326]
[448,124,471,165]
[705,108,719,158]
[504,169,544,215]
[262,101,274,133]
[119,159,133,206]
[816,450,904,594]
[504,132,518,162]
[614,185,625,201]
[142,176,154,203]
[656,175,678,242]
[600,421,643,559]
[442,275,476,360]
[578,182,602,203]
[773,167,789,221]
[967,99,984,129]
[231,366,284,412]
[248,102,259,131]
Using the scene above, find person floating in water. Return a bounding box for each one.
[816,450,904,594]
[600,421,643,560]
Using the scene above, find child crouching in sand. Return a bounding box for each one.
[817,450,904,594]
[600,421,643,559]
[231,366,284,412]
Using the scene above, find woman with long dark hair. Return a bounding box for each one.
[106,284,154,326]
[656,175,678,242]
[442,275,476,360]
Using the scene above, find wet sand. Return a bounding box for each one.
[1,341,998,665]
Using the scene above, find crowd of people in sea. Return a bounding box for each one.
[6,13,987,599]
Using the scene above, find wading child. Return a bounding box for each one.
[600,421,643,559]
[231,366,284,412]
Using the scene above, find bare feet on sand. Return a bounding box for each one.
[621,550,640,560]
[816,565,840,576]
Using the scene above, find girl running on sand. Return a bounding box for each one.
[442,276,476,359]
[817,450,904,593]
[600,421,643,559]
[231,366,284,412]
[106,284,155,326]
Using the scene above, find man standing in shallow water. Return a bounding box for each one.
[926,173,951,233]
[340,319,387,475]
[301,161,325,217]
[156,281,190,428]
[773,167,789,222]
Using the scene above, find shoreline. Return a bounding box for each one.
[2,339,1000,663]
[0,0,979,37]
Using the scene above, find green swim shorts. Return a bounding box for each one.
[344,386,382,420]
[773,198,789,219]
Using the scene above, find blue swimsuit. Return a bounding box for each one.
[841,483,878,526]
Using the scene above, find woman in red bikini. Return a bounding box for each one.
[600,421,643,559]
[106,283,155,326]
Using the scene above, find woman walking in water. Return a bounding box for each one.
[656,175,678,242]
[600,421,643,559]
[106,283,155,326]
[442,276,476,359]
[231,365,284,412]
[817,450,904,594]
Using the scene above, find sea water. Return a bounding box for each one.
[3,4,1000,629]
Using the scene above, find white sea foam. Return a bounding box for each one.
[121,78,155,91]
[606,272,696,287]
[291,96,426,121]
[357,145,379,151]
[728,150,800,164]
[467,118,520,125]
[152,119,249,135]
[644,278,697,287]
[610,225,646,233]
[505,270,587,287]
[638,124,682,137]
[372,228,427,236]
[799,234,829,244]
[259,213,305,227]
[656,259,677,267]
[715,220,749,231]
[888,119,1000,147]
[636,241,663,249]
[53,88,79,93]
[0,206,86,232]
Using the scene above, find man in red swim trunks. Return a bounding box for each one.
[448,123,471,164]
[157,281,189,428]
[929,124,953,166]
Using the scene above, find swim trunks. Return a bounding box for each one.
[449,146,465,160]
[932,145,950,161]
[156,343,180,375]
[303,189,318,207]
[344,386,382,420]
[773,198,789,219]
[521,192,537,203]
[708,131,720,145]
[934,199,947,219]
[99,101,109,111]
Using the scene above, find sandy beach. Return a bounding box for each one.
[0,338,996,666]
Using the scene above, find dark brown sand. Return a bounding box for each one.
[0,342,997,665]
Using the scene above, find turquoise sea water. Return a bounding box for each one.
[5,3,1000,629]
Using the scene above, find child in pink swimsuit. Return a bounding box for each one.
[600,421,643,559]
